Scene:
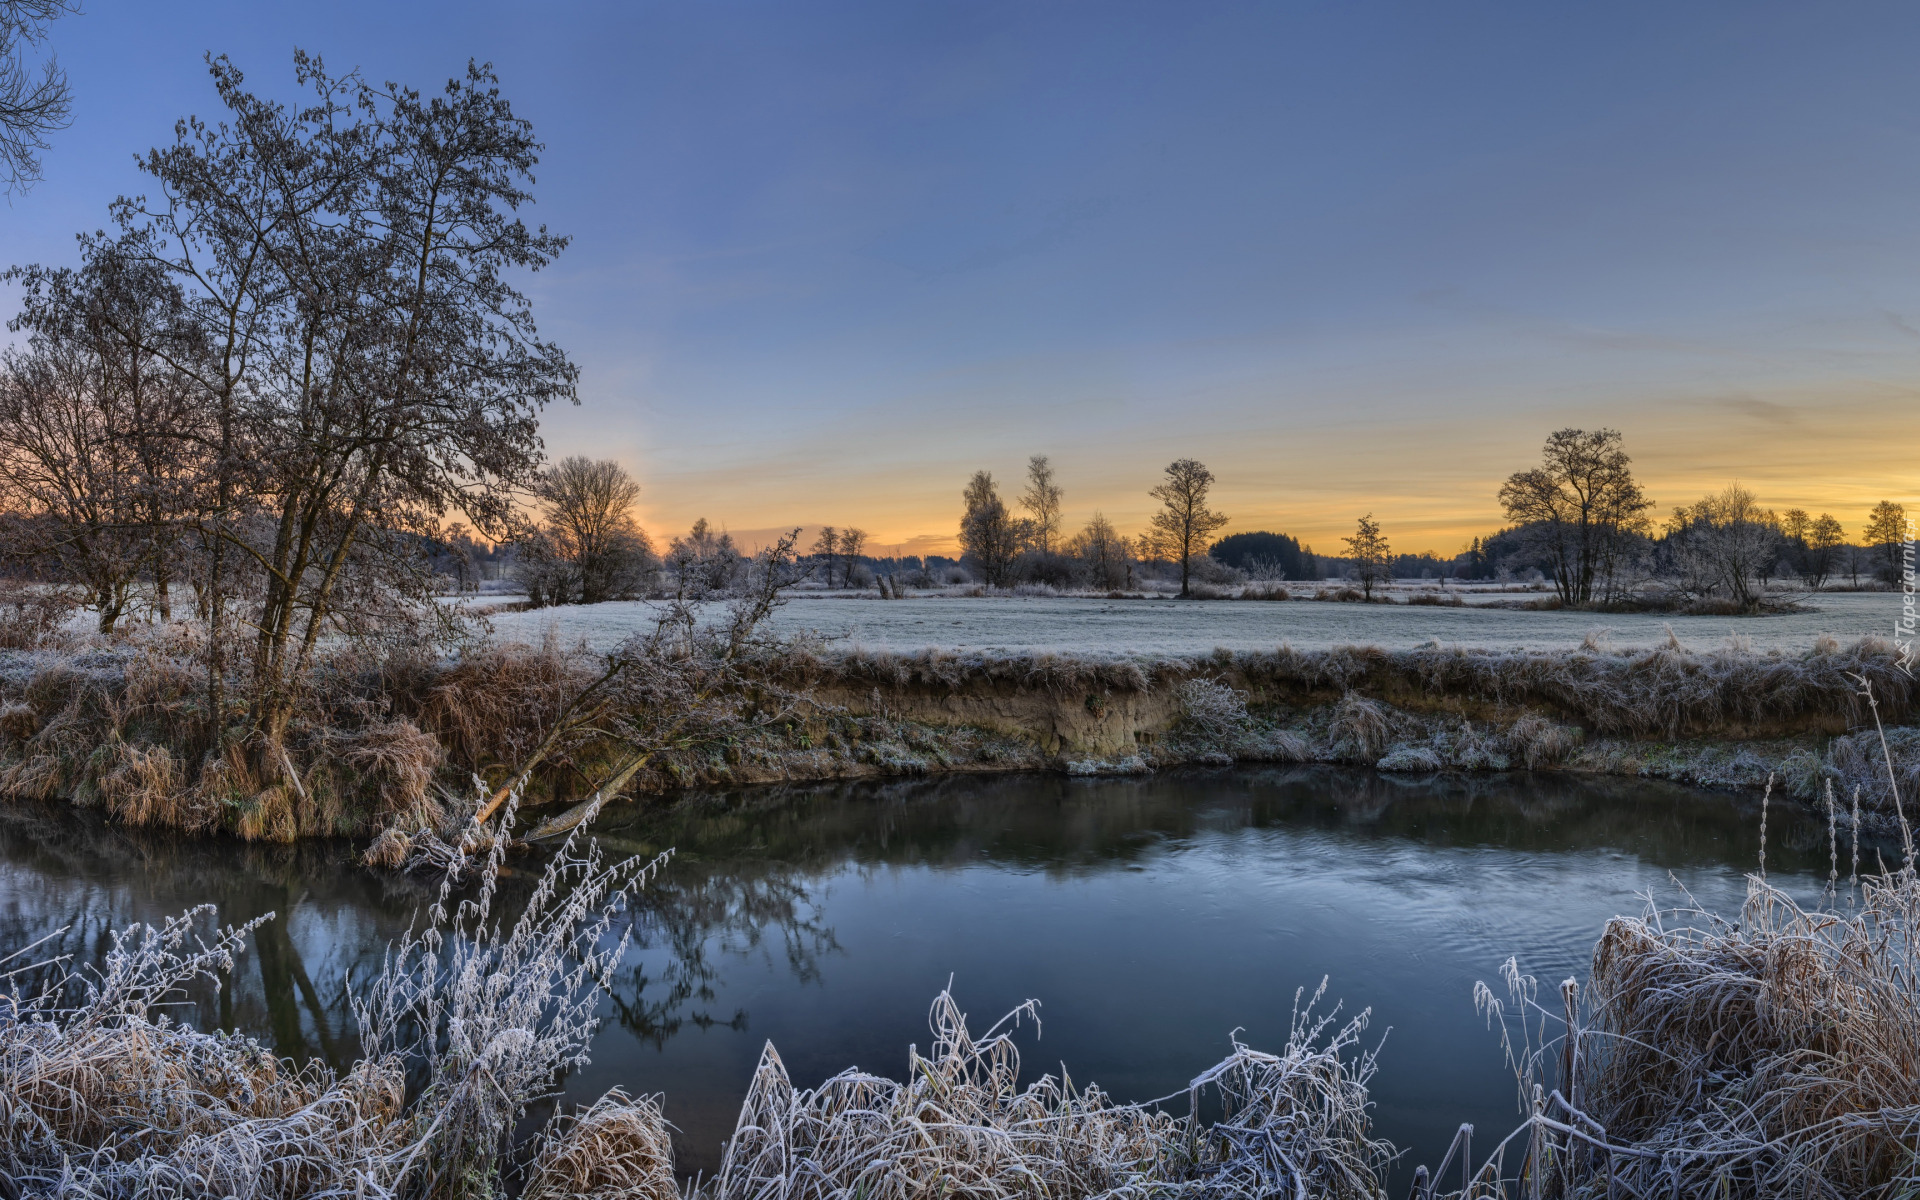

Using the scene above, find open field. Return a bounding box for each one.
[479,590,1899,656]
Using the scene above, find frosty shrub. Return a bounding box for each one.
[1176,677,1250,742]
[1376,743,1443,772]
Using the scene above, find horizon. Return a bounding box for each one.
[2,1,1916,554]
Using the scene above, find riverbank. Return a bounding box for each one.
[0,630,1912,844]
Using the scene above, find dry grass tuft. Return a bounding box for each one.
[362,824,414,869]
[0,699,38,741]
[94,740,197,828]
[1503,712,1578,769]
[1822,725,1920,819]
[1176,677,1251,743]
[1454,866,1920,1199]
[0,905,409,1195]
[411,634,597,778]
[526,1089,678,1200]
[1441,690,1920,1199]
[340,717,446,828]
[1328,693,1391,763]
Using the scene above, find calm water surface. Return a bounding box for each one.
[0,768,1837,1182]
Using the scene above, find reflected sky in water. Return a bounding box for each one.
[0,767,1840,1183]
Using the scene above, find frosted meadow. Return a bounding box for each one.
[476,589,1899,657]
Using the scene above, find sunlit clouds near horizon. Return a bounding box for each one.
[5,0,1918,554]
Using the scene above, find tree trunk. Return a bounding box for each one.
[95,585,122,635]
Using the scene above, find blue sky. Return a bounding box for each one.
[5,1,1918,553]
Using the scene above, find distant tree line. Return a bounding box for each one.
[1207,532,1317,581]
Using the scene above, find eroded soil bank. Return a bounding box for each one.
[0,636,1913,842]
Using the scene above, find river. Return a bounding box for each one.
[0,767,1839,1184]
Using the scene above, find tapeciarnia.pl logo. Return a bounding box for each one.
[1899,515,1917,677]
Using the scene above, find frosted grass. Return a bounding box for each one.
[476,591,1895,657]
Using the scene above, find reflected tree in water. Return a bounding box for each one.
[606,860,841,1047]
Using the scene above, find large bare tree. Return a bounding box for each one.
[105,53,577,774]
[1498,428,1652,606]
[1146,458,1228,598]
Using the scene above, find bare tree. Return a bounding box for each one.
[0,337,145,631]
[838,526,867,587]
[1343,513,1391,600]
[667,518,742,599]
[1665,485,1780,609]
[0,0,77,194]
[1498,428,1652,606]
[1067,512,1132,589]
[810,526,839,587]
[957,469,1028,588]
[0,239,206,631]
[1020,454,1062,554]
[1866,500,1909,583]
[1145,458,1228,598]
[102,53,577,774]
[520,457,651,605]
[1805,513,1844,591]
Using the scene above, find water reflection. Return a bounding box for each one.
[0,767,1843,1182]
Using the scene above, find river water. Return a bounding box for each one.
[0,767,1839,1182]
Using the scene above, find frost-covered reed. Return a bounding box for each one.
[0,786,667,1199]
[705,983,1389,1200]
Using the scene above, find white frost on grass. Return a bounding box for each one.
[472,591,1895,657]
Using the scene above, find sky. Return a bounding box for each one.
[4,1,1918,556]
